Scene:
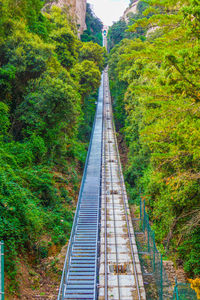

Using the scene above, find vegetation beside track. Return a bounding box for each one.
[0,0,105,295]
[108,0,200,279]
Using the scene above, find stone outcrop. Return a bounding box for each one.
[49,0,87,35]
[122,0,139,23]
[75,0,87,35]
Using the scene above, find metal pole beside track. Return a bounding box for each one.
[0,241,4,300]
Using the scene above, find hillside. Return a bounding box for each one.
[108,0,200,282]
[0,0,105,297]
[122,0,139,23]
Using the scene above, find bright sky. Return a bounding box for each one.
[88,0,130,26]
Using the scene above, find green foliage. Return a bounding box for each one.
[18,72,81,161]
[0,0,49,40]
[79,41,105,71]
[81,3,103,46]
[0,102,10,134]
[107,20,127,50]
[0,1,105,293]
[0,20,54,114]
[48,7,78,68]
[178,228,200,276]
[109,0,200,277]
[72,60,101,99]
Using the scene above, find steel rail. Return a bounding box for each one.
[95,73,104,300]
[103,72,108,300]
[94,183,101,300]
[104,69,121,300]
[106,74,142,300]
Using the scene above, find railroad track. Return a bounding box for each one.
[98,68,146,300]
[58,37,145,299]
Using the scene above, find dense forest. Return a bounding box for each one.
[108,0,200,279]
[0,0,105,295]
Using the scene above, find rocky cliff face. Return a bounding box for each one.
[75,0,87,35]
[50,0,87,35]
[122,0,139,23]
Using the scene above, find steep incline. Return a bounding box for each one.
[98,67,146,300]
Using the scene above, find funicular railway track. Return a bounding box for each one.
[58,38,145,299]
[98,68,146,300]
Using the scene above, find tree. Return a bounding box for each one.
[48,6,78,69]
[72,60,101,99]
[79,41,105,71]
[0,2,105,293]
